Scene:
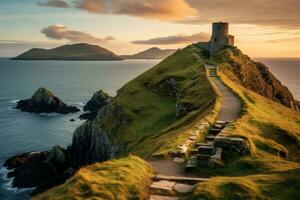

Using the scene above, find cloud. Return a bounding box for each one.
[265,37,300,43]
[132,32,210,45]
[38,0,70,8]
[40,0,198,21]
[41,24,115,44]
[182,0,300,29]
[38,0,300,29]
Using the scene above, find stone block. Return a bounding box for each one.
[214,124,224,129]
[216,120,227,124]
[211,148,222,160]
[229,137,245,145]
[173,157,185,163]
[206,135,216,140]
[151,180,175,192]
[150,195,179,200]
[195,142,212,147]
[185,159,197,172]
[173,183,194,194]
[198,146,215,155]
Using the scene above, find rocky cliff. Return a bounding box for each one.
[79,90,111,120]
[16,87,80,114]
[210,47,299,111]
[87,45,216,157]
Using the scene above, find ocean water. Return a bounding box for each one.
[0,59,160,200]
[0,58,299,199]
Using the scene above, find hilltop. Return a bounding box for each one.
[30,44,300,199]
[121,47,176,59]
[12,43,122,60]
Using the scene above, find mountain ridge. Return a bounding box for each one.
[12,43,122,60]
[121,47,176,59]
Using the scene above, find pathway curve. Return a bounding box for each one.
[148,63,242,200]
[205,64,241,122]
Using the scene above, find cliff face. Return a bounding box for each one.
[79,90,111,120]
[211,47,299,111]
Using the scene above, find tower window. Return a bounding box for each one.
[214,38,217,42]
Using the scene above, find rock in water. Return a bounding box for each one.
[79,90,111,120]
[3,146,72,194]
[83,90,111,112]
[16,87,80,114]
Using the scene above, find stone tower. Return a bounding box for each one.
[209,22,234,56]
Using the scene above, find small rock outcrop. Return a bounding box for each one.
[3,146,73,194]
[16,87,80,114]
[79,90,111,120]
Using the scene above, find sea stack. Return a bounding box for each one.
[16,87,80,114]
[79,90,111,120]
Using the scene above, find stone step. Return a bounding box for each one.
[197,146,215,155]
[206,135,216,140]
[195,142,212,147]
[208,128,222,135]
[150,195,179,200]
[211,147,222,160]
[150,180,175,192]
[155,174,211,184]
[173,183,195,194]
[185,159,197,172]
[216,120,228,124]
[173,157,185,163]
[214,124,224,129]
[197,153,212,165]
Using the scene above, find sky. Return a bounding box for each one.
[0,0,300,57]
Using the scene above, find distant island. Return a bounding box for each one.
[12,43,122,60]
[12,44,176,61]
[121,47,176,59]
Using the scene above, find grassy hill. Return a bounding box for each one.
[121,47,176,59]
[96,45,216,158]
[13,43,122,60]
[32,45,299,200]
[32,156,154,200]
[189,47,300,200]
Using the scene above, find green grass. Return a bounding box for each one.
[99,45,216,158]
[190,47,300,199]
[32,156,154,200]
[191,169,300,200]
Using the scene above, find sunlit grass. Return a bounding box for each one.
[32,155,154,200]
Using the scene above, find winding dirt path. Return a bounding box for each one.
[148,63,242,199]
[149,64,242,176]
[205,64,241,121]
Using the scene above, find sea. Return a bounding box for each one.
[0,58,299,199]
